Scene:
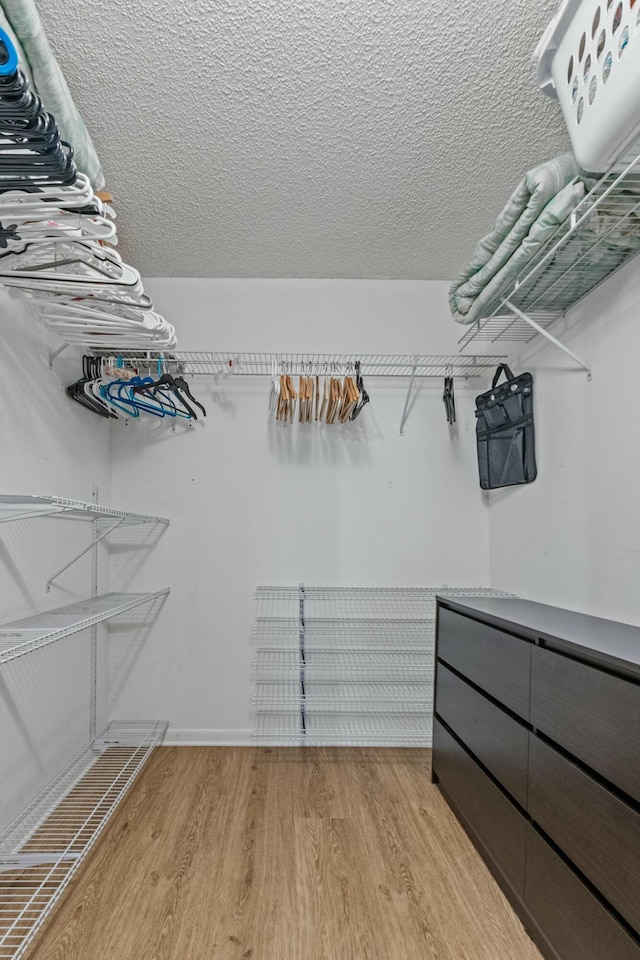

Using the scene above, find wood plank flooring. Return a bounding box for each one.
[23,747,543,960]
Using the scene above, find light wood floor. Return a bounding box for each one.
[25,747,543,960]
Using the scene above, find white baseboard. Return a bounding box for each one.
[162,728,255,746]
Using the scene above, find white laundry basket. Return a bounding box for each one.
[535,0,640,171]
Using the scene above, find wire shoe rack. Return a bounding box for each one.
[253,585,512,745]
[0,722,167,960]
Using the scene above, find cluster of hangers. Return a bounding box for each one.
[67,356,206,421]
[0,28,175,349]
[270,361,369,425]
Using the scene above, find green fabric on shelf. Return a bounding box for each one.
[450,154,583,325]
[0,0,105,190]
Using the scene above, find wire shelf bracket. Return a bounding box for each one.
[503,300,591,378]
[0,496,169,591]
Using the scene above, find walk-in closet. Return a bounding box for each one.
[2,1,640,958]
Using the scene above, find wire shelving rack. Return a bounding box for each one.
[253,585,512,745]
[457,153,640,374]
[0,591,170,665]
[0,721,167,960]
[89,353,509,434]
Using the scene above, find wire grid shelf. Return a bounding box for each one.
[459,153,640,350]
[253,712,430,744]
[253,585,513,744]
[0,496,169,527]
[254,647,433,678]
[255,680,432,711]
[255,618,434,639]
[0,591,170,665]
[0,721,167,960]
[254,586,511,622]
[93,352,508,379]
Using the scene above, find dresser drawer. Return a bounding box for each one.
[525,826,640,960]
[435,663,529,808]
[528,736,640,933]
[437,607,531,719]
[433,718,526,897]
[531,645,640,803]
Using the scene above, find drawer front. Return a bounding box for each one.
[525,826,640,960]
[531,645,640,804]
[435,663,529,808]
[437,607,531,719]
[528,736,640,933]
[433,718,526,897]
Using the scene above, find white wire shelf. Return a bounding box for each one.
[91,352,508,379]
[254,587,512,621]
[254,647,434,678]
[256,585,506,597]
[253,585,513,744]
[255,680,432,711]
[458,154,640,369]
[255,618,433,638]
[0,721,167,960]
[0,591,170,665]
[0,496,169,527]
[253,712,430,745]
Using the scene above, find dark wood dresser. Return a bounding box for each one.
[433,596,640,960]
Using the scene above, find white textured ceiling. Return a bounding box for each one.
[39,0,569,279]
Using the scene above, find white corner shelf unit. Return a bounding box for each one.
[252,585,512,746]
[458,153,640,375]
[0,496,169,960]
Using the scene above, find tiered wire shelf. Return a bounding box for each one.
[0,721,167,960]
[0,591,170,665]
[458,153,640,374]
[253,585,512,745]
[0,497,170,959]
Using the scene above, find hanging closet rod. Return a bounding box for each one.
[92,351,508,379]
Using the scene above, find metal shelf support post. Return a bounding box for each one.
[299,582,306,737]
[399,360,418,436]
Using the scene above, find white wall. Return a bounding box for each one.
[0,292,112,832]
[488,256,640,625]
[109,279,491,742]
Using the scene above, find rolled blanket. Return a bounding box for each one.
[450,153,584,325]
